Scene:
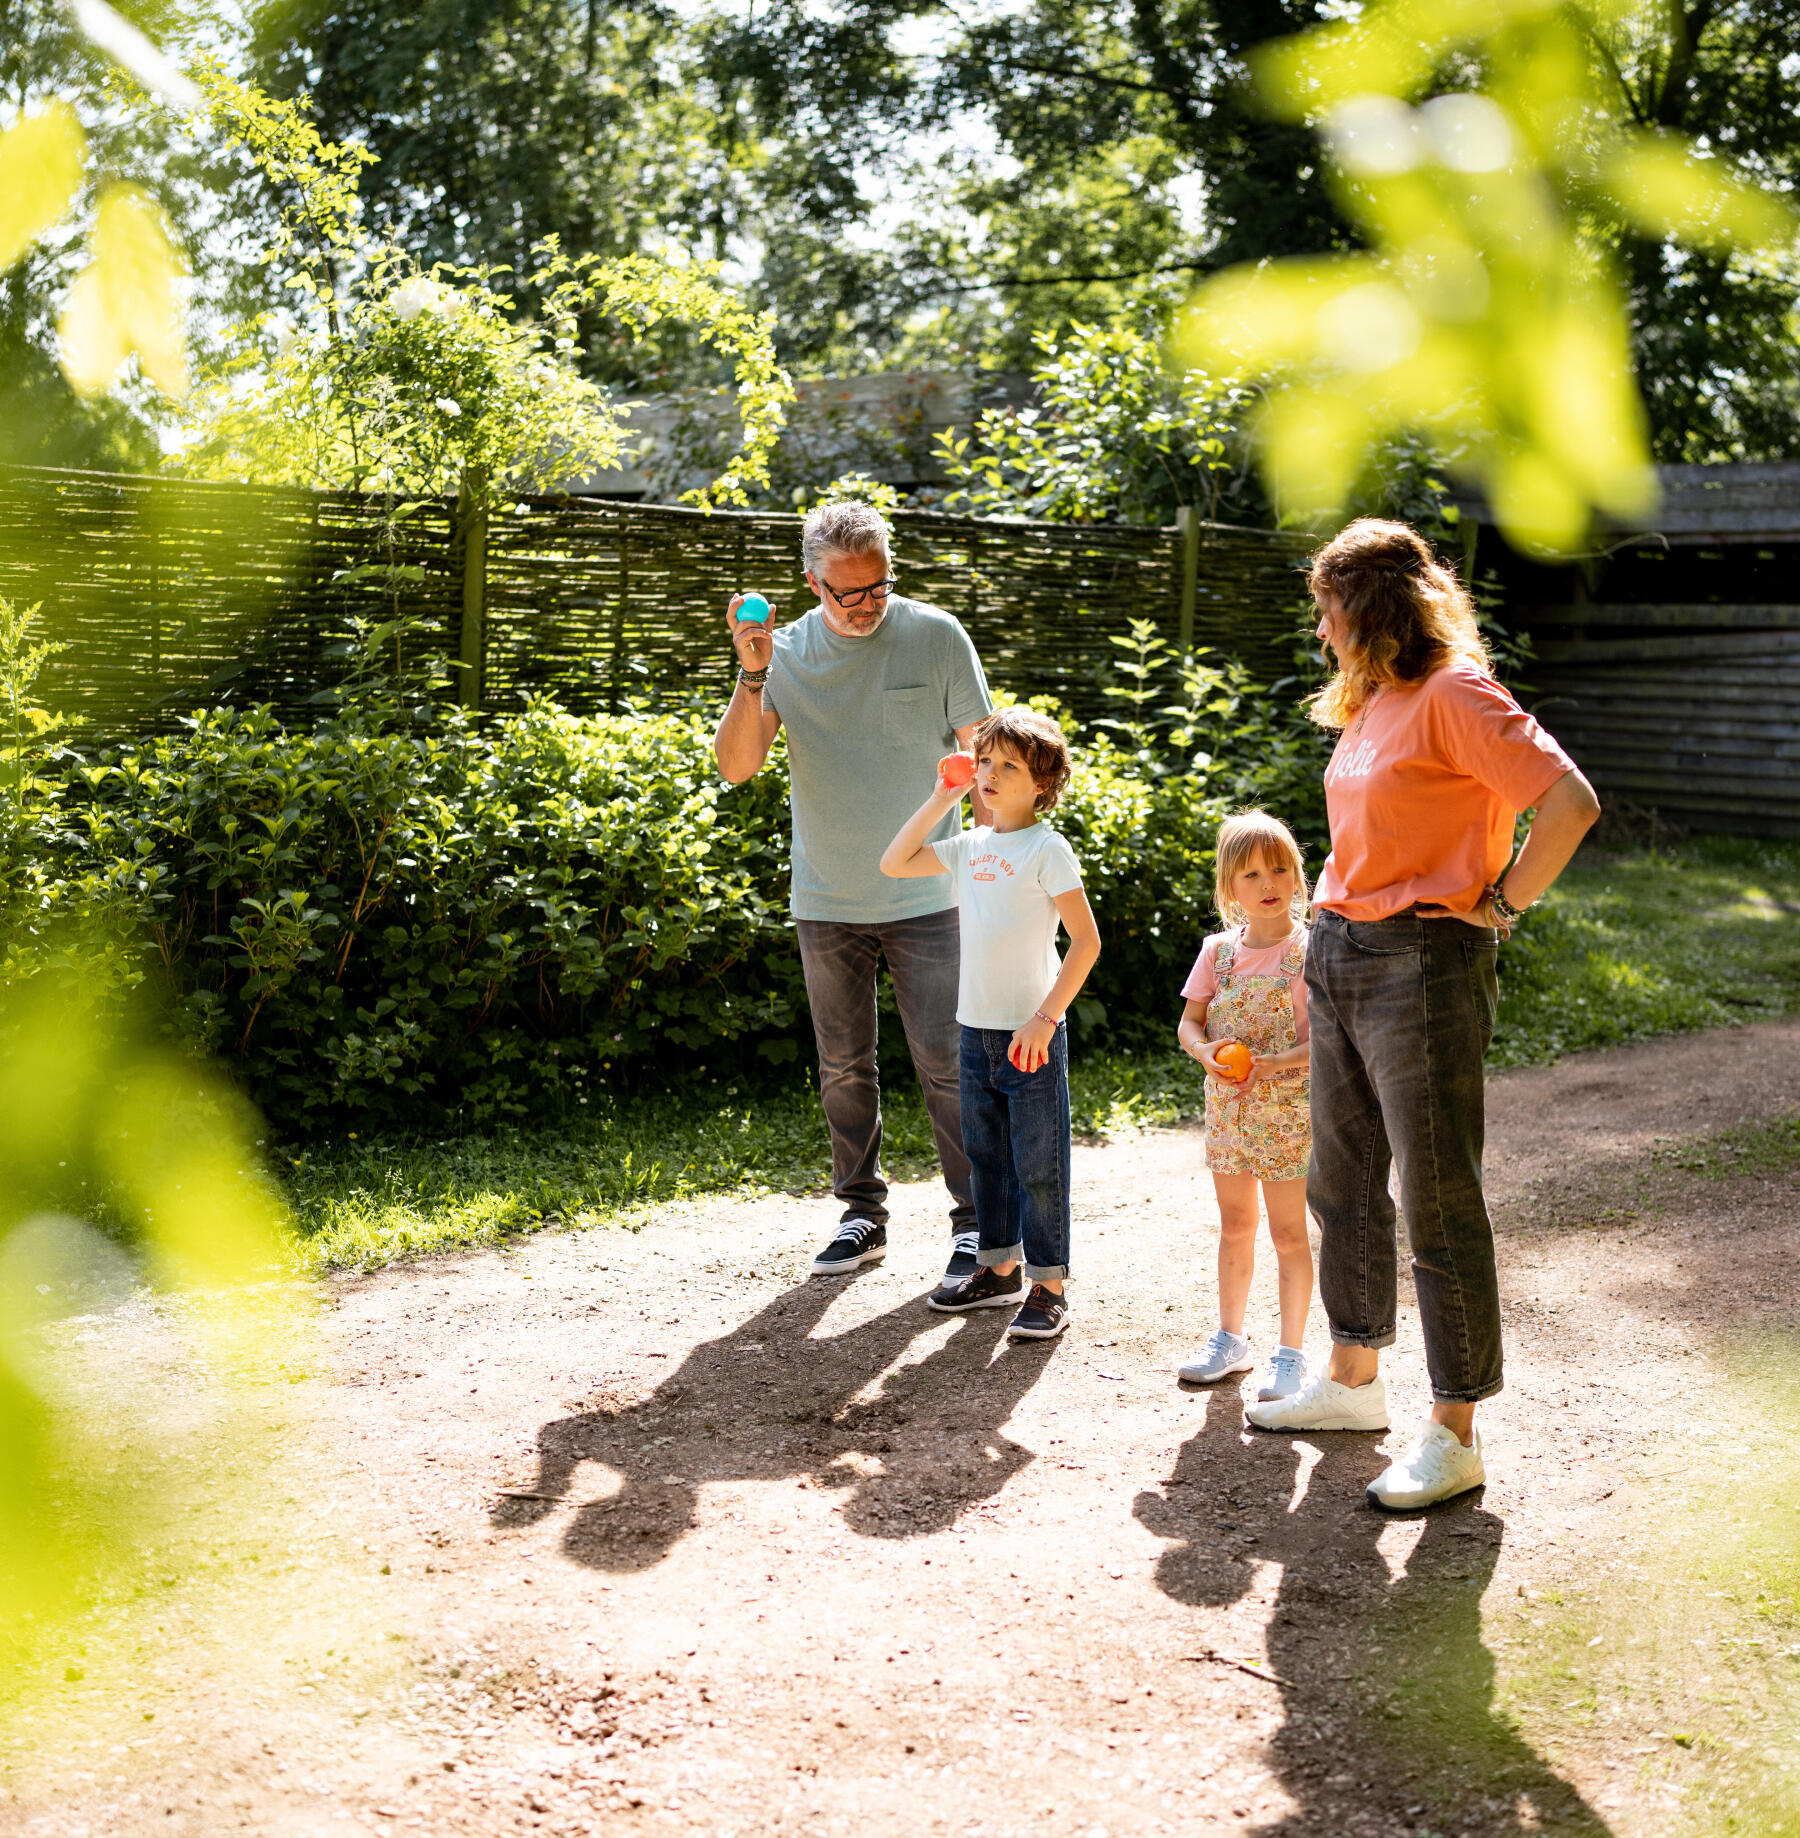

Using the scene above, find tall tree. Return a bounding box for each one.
[1599,0,1800,459]
[248,0,723,385]
[718,0,1800,455]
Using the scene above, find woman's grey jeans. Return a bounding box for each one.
[1305,909,1504,1404]
[795,909,976,1236]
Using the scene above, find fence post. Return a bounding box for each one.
[606,533,629,714]
[456,467,489,710]
[1175,505,1200,651]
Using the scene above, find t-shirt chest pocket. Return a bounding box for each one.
[882,684,939,740]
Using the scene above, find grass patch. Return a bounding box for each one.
[1492,834,1800,1066]
[287,1049,1202,1271]
[287,835,1800,1271]
[1654,1112,1800,1178]
[1483,1338,1800,1835]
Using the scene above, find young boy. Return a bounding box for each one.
[879,707,1100,1340]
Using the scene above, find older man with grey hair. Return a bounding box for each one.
[714,500,992,1284]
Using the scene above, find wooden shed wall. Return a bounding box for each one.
[1521,614,1800,832]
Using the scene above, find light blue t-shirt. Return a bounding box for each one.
[765,595,992,922]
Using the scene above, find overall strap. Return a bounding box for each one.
[1280,927,1307,978]
[1214,932,1239,981]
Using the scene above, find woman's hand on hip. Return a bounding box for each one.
[1466,894,1513,938]
[1414,896,1512,938]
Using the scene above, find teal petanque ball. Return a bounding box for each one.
[737,593,771,624]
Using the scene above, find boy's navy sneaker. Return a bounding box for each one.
[928,1264,1022,1312]
[942,1231,981,1284]
[1008,1283,1069,1340]
[809,1217,886,1277]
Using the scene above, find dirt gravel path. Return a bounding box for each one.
[11,1021,1800,1838]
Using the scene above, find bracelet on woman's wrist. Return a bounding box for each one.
[1488,881,1524,924]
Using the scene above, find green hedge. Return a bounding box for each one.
[5,616,1330,1132]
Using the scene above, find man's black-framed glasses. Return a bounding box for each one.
[824,575,898,610]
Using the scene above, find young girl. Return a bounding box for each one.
[1175,811,1314,1400]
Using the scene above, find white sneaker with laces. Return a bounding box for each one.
[1178,1328,1254,1385]
[1256,1344,1308,1402]
[1367,1420,1485,1510]
[941,1230,981,1286]
[1244,1369,1388,1431]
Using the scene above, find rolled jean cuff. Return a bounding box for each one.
[1432,1375,1504,1405]
[1328,1325,1397,1350]
[1024,1262,1069,1282]
[977,1242,1024,1269]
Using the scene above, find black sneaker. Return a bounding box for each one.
[942,1231,980,1285]
[809,1217,887,1277]
[927,1264,1023,1313]
[1008,1283,1070,1340]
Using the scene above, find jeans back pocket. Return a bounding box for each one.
[1344,919,1423,956]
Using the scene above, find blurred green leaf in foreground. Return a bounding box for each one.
[0,985,298,1659]
[1177,0,1799,552]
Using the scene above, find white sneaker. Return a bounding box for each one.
[1244,1369,1388,1432]
[1178,1328,1254,1384]
[1256,1345,1308,1402]
[1367,1420,1485,1510]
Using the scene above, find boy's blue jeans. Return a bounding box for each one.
[958,1022,1072,1281]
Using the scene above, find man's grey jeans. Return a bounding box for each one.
[1305,908,1504,1404]
[795,909,976,1236]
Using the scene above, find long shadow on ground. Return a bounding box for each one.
[494,1273,1063,1570]
[1135,1393,1610,1837]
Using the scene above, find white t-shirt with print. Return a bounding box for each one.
[930,822,1085,1029]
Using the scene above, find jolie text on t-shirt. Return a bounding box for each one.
[1312,661,1575,920]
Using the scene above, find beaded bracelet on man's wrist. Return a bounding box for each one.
[738,667,769,690]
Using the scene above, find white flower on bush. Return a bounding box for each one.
[433,396,462,417]
[389,277,458,324]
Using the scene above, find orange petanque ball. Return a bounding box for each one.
[939,752,976,788]
[1214,1041,1252,1083]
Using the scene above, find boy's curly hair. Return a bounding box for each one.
[971,706,1072,812]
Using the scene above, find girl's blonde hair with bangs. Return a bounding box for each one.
[1305,517,1490,731]
[1213,810,1309,926]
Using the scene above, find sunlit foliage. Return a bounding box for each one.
[1176,0,1797,550]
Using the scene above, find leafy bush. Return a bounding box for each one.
[63,689,807,1130]
[935,322,1255,525]
[2,588,1332,1129]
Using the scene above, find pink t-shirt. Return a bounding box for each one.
[1313,660,1575,922]
[1181,927,1310,1042]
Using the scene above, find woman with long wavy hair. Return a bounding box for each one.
[1245,518,1600,1509]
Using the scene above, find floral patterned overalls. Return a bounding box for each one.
[1204,926,1311,1182]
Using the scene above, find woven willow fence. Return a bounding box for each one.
[0,465,1316,732]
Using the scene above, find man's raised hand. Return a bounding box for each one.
[727,592,775,673]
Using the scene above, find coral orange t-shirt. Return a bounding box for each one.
[1313,661,1576,922]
